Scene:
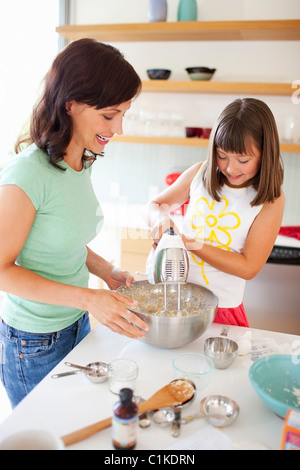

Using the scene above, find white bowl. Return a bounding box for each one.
[0,429,64,450]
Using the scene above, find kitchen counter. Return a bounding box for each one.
[0,323,299,451]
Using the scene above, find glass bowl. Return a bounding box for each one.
[172,353,214,391]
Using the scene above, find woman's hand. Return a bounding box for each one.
[86,247,134,289]
[104,266,134,290]
[86,289,149,339]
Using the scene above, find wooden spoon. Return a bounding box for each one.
[61,379,194,447]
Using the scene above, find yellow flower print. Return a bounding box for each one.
[190,197,240,284]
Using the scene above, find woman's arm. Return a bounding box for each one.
[0,185,148,339]
[86,246,134,290]
[183,191,285,280]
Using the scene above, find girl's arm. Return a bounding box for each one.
[0,185,148,339]
[146,161,285,281]
[183,191,285,280]
[146,162,202,242]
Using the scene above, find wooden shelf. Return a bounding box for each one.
[56,20,300,42]
[112,135,209,147]
[142,81,292,96]
[280,143,300,153]
[56,19,300,154]
[56,21,298,98]
[111,135,300,153]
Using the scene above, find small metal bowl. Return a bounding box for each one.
[200,395,239,427]
[151,408,175,427]
[204,337,238,369]
[52,361,109,383]
[84,362,109,384]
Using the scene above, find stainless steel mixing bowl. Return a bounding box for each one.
[117,281,218,349]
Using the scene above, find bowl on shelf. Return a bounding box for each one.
[185,67,216,81]
[185,127,203,138]
[202,128,212,138]
[147,69,171,80]
[185,127,212,139]
[249,355,300,418]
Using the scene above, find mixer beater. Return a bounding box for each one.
[148,228,189,313]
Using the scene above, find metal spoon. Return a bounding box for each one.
[133,396,152,429]
[52,362,108,384]
[65,362,100,373]
[52,370,82,379]
[181,411,233,427]
[138,417,152,429]
[171,406,182,437]
[181,412,206,424]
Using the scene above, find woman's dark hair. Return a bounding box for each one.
[15,39,142,168]
[203,98,284,206]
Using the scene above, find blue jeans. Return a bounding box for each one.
[0,312,91,408]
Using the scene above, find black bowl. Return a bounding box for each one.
[185,67,216,81]
[185,67,216,74]
[147,69,171,80]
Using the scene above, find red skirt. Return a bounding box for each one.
[213,303,249,327]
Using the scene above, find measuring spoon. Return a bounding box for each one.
[52,370,82,379]
[182,395,239,428]
[65,362,102,374]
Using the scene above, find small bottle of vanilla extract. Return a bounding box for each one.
[112,388,138,450]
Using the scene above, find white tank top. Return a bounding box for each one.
[182,163,263,308]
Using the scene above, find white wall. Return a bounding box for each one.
[73,0,300,226]
[0,1,59,167]
[73,0,300,23]
[71,0,300,137]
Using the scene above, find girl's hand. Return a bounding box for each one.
[151,216,180,245]
[181,234,204,251]
[87,289,149,339]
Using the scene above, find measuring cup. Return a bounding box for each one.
[51,362,108,384]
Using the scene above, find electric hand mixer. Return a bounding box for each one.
[146,227,189,312]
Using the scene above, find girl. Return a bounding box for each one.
[147,98,285,327]
[0,39,148,408]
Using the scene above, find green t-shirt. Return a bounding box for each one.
[0,144,103,333]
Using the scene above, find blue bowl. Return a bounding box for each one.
[147,69,171,80]
[249,355,300,418]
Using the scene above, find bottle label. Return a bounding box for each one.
[112,415,138,448]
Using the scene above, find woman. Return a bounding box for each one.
[147,98,284,327]
[0,39,148,408]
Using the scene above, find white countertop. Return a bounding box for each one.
[0,323,299,451]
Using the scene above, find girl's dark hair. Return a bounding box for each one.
[203,98,284,206]
[15,39,142,168]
